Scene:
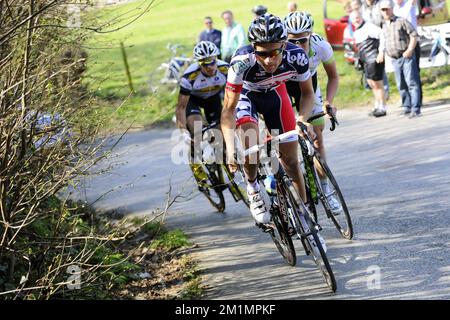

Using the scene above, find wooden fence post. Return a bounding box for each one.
[120,41,134,94]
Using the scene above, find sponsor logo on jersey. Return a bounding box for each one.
[286,50,308,67]
[231,58,250,75]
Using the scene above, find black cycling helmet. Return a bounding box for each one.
[248,13,287,44]
[252,5,268,16]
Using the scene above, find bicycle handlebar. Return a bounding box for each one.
[243,130,300,157]
[306,105,339,131]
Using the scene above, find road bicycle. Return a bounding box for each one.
[243,130,336,292]
[187,121,249,212]
[149,43,192,95]
[299,108,354,240]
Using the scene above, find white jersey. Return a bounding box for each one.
[286,34,335,116]
[307,34,335,76]
[179,60,228,99]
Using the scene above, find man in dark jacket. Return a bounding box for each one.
[198,17,222,58]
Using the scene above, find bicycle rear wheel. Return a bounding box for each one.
[279,176,336,292]
[190,163,225,212]
[314,157,354,240]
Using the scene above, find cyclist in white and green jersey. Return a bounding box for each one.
[284,11,342,215]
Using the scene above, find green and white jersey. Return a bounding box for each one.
[307,34,335,76]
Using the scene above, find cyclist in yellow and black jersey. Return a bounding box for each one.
[175,41,229,137]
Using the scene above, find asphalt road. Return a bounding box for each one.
[71,102,450,299]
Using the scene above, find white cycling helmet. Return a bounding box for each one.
[284,11,314,34]
[193,41,220,60]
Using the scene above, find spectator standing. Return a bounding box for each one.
[220,10,247,63]
[393,0,422,105]
[377,0,421,117]
[198,17,222,57]
[252,5,268,18]
[287,2,298,12]
[351,10,387,117]
[362,0,390,97]
[362,0,383,27]
[345,0,362,39]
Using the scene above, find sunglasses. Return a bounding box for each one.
[288,35,310,45]
[199,58,216,66]
[380,8,390,11]
[254,47,284,58]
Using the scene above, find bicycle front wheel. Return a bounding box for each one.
[280,176,336,292]
[304,217,337,292]
[314,157,354,240]
[269,202,296,266]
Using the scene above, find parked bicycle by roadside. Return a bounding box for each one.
[149,43,192,95]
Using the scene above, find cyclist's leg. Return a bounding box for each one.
[235,91,259,182]
[201,93,222,125]
[285,80,301,114]
[200,93,223,163]
[259,84,307,203]
[310,88,327,178]
[185,97,203,163]
[235,90,269,223]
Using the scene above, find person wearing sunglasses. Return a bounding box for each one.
[221,13,315,225]
[283,11,342,215]
[176,41,228,153]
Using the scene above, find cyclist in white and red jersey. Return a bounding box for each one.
[284,11,343,215]
[221,13,315,224]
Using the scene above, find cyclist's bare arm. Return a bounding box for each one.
[175,93,190,130]
[323,61,339,109]
[297,77,315,137]
[221,88,240,168]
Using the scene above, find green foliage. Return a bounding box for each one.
[142,220,166,236]
[150,229,191,251]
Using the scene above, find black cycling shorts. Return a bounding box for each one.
[285,72,318,113]
[185,93,222,124]
[365,62,385,81]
